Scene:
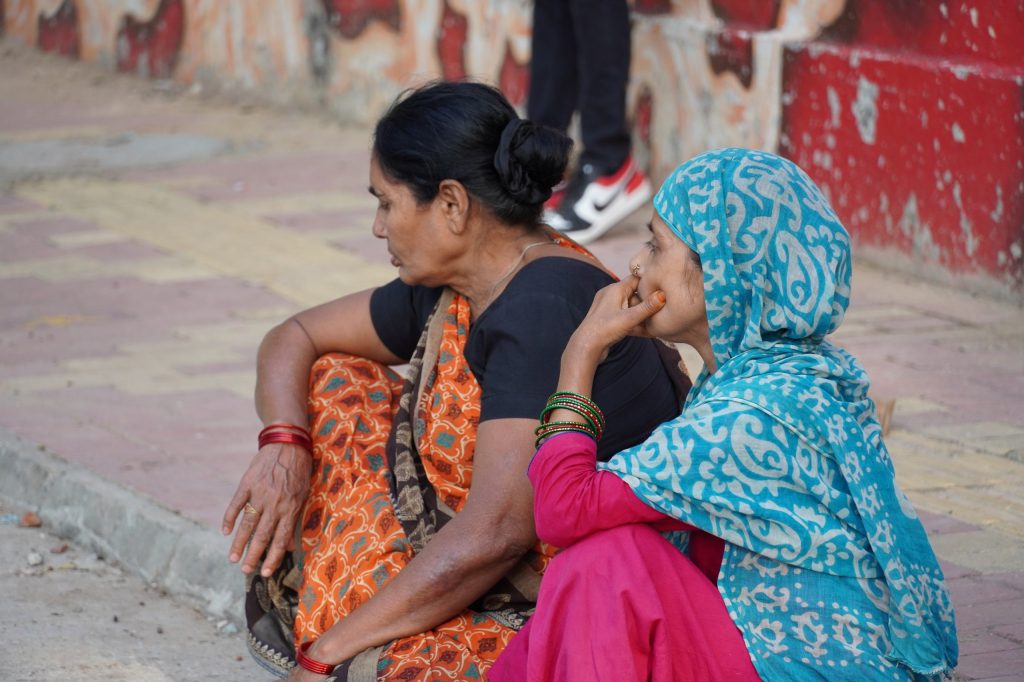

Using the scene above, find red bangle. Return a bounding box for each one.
[259,422,309,438]
[296,640,336,675]
[258,431,313,452]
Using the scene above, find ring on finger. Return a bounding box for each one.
[631,264,640,277]
[243,502,260,515]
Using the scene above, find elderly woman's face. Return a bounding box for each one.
[369,157,453,286]
[629,212,708,345]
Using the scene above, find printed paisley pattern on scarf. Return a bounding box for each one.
[415,292,480,515]
[601,149,958,681]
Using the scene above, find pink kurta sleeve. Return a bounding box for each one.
[527,431,693,548]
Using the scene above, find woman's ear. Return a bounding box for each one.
[436,179,470,234]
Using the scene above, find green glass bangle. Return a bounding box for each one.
[546,391,605,427]
[535,419,598,434]
[534,425,597,449]
[541,397,605,426]
[548,390,601,410]
[534,421,599,444]
[539,402,601,436]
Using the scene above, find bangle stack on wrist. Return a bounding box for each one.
[296,640,336,675]
[534,391,606,448]
[258,422,313,453]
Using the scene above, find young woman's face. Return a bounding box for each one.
[369,157,454,287]
[629,212,709,346]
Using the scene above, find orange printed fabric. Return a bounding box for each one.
[413,292,479,514]
[295,293,520,680]
[295,353,408,641]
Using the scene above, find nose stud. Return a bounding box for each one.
[631,264,640,277]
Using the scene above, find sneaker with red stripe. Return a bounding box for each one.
[543,155,651,244]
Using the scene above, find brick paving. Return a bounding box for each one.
[2,44,1023,679]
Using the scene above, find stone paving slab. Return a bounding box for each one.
[2,42,1023,680]
[0,497,250,681]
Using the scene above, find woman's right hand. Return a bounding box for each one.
[222,442,313,577]
[552,275,665,400]
[568,274,666,363]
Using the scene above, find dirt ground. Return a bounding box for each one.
[0,499,262,681]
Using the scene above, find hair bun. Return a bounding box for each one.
[494,119,554,205]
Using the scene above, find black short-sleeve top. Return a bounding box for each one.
[369,257,681,460]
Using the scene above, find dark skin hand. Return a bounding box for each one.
[222,288,400,577]
[222,440,311,573]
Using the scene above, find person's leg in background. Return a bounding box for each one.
[527,0,578,213]
[527,0,579,135]
[532,0,652,244]
[572,0,630,175]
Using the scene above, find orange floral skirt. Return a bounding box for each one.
[292,353,516,680]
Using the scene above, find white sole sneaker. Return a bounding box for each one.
[545,156,653,244]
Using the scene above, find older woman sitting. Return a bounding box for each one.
[491,148,958,681]
[220,81,687,681]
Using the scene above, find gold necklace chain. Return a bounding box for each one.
[480,239,551,309]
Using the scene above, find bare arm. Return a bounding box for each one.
[223,287,406,576]
[304,417,538,665]
[254,287,405,424]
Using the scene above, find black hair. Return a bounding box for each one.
[372,81,572,226]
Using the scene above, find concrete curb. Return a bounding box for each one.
[0,428,244,626]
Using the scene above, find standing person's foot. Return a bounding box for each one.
[543,155,651,244]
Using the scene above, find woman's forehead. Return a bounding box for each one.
[368,158,401,194]
[650,211,672,236]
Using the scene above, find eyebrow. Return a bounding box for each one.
[367,186,379,197]
[645,221,653,233]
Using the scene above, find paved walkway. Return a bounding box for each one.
[0,497,248,680]
[2,43,1023,680]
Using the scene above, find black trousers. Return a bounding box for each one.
[527,0,632,174]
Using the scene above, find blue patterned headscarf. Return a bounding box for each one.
[602,149,957,679]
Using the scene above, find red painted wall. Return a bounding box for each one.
[776,0,1024,288]
[115,0,185,78]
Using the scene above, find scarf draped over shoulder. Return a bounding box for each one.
[601,149,957,678]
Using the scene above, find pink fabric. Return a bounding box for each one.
[489,432,759,682]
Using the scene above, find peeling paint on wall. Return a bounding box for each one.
[3,0,1023,291]
[780,0,1024,291]
[951,182,978,258]
[37,0,80,58]
[899,194,942,263]
[115,0,184,78]
[826,85,841,127]
[851,75,878,145]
